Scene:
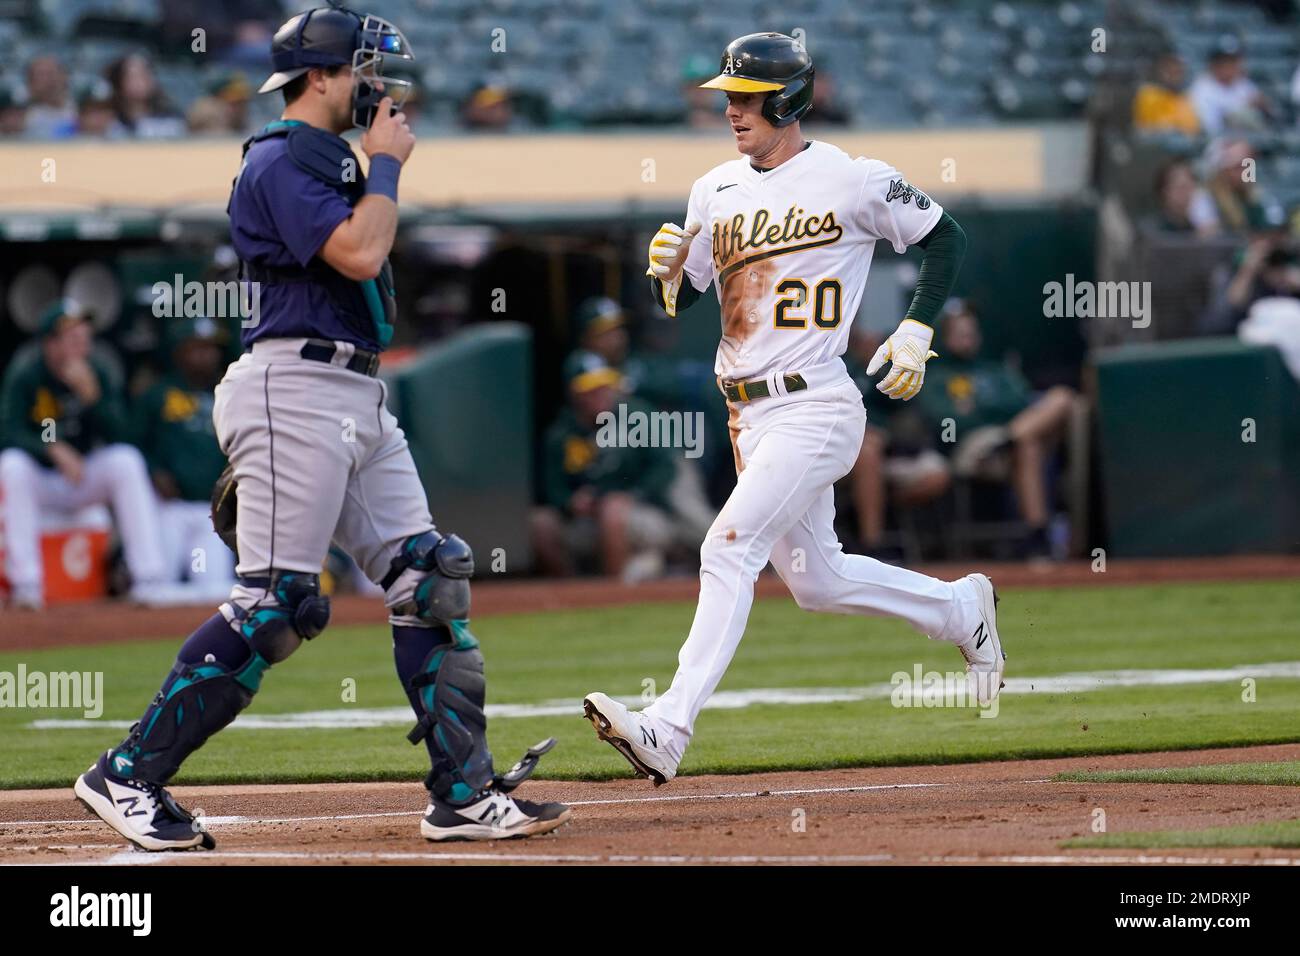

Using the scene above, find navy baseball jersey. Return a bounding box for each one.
[228,126,381,350]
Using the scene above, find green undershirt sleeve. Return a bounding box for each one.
[904,211,967,327]
[649,274,703,315]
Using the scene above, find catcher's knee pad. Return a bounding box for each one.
[110,650,265,785]
[405,622,494,801]
[229,571,331,663]
[382,531,473,625]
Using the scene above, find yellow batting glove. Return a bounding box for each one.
[647,221,701,318]
[646,221,701,280]
[866,318,938,401]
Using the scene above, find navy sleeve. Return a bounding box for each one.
[254,155,354,266]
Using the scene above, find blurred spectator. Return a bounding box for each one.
[571,296,719,536]
[916,302,1076,559]
[1200,238,1300,334]
[105,53,185,139]
[1142,158,1200,234]
[0,302,166,609]
[186,72,253,135]
[1132,52,1200,136]
[0,85,25,136]
[1189,37,1271,136]
[572,296,698,410]
[1189,138,1285,235]
[22,55,74,138]
[131,317,236,602]
[74,80,124,138]
[574,296,634,376]
[844,327,949,559]
[460,83,514,131]
[531,354,677,581]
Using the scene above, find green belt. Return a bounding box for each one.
[721,372,808,403]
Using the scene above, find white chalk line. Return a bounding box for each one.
[0,782,944,831]
[26,661,1300,731]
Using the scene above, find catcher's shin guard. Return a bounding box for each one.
[110,572,328,784]
[406,621,494,802]
[403,621,559,803]
[109,651,265,784]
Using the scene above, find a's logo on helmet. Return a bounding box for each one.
[723,53,737,74]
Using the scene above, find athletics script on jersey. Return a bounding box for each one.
[711,204,844,279]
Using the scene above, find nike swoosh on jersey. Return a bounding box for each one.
[716,183,739,192]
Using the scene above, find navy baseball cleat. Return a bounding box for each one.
[74,752,215,851]
[421,789,571,842]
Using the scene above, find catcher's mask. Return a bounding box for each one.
[350,13,415,129]
[259,7,415,131]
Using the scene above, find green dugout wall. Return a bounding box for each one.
[384,323,534,573]
[1096,339,1300,557]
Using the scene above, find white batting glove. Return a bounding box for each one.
[866,319,939,401]
[647,221,701,318]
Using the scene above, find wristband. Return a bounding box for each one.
[366,154,401,202]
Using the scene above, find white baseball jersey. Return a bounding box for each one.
[679,140,942,381]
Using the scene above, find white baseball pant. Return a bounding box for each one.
[0,443,167,603]
[643,366,985,758]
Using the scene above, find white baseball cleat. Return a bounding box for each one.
[420,789,571,841]
[582,692,678,786]
[74,752,214,851]
[956,573,1006,706]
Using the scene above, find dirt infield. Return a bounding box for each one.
[4,554,1299,651]
[3,743,1298,866]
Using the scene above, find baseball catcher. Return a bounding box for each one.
[75,5,570,848]
[584,33,1005,784]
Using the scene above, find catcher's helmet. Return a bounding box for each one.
[258,6,414,129]
[700,32,814,128]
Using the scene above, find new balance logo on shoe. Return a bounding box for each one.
[641,726,657,748]
[116,795,146,817]
[973,623,988,650]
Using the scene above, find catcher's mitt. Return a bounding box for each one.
[210,464,239,556]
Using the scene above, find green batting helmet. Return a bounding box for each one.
[700,32,814,128]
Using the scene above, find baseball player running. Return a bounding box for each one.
[584,33,1005,785]
[75,6,569,849]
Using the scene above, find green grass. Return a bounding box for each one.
[1056,761,1300,787]
[1062,818,1300,849]
[3,579,1299,789]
